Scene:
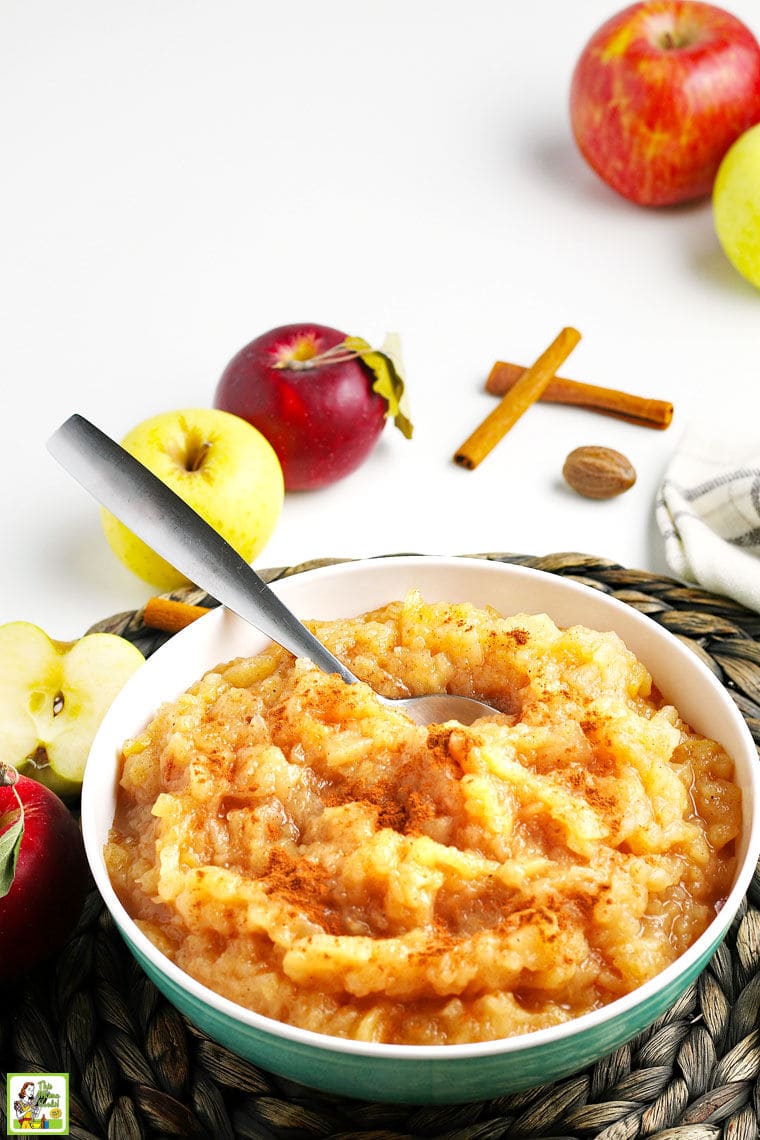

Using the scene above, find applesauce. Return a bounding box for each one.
[105,592,741,1045]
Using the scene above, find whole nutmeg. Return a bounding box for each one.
[562,445,636,500]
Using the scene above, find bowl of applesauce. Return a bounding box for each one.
[82,556,760,1104]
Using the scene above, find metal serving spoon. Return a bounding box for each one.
[47,414,498,727]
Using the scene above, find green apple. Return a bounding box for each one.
[101,407,285,590]
[713,123,760,288]
[0,622,145,797]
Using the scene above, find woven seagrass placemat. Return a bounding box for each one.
[2,552,760,1140]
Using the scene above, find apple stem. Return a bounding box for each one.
[272,342,372,372]
[658,29,689,50]
[187,441,212,472]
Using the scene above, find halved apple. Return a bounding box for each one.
[0,622,144,797]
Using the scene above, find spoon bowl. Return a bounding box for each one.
[47,414,498,726]
[380,691,498,725]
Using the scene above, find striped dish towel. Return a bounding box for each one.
[656,422,760,613]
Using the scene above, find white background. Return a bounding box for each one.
[2,0,759,640]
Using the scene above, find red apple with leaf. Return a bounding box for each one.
[214,323,413,490]
[0,761,89,983]
[570,0,760,206]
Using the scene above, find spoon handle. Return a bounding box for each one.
[47,414,357,685]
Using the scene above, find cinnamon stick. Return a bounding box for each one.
[142,596,211,633]
[454,327,582,470]
[486,362,673,429]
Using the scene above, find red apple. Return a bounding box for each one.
[570,1,760,206]
[213,323,389,490]
[0,765,89,983]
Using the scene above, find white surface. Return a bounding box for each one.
[3,0,759,640]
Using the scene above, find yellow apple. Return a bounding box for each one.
[713,123,760,288]
[0,622,145,797]
[101,408,285,590]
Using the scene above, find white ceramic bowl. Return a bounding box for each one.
[82,556,760,1104]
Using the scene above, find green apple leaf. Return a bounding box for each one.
[0,783,24,899]
[344,334,414,439]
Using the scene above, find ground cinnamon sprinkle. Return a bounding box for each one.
[425,724,458,760]
[506,627,530,645]
[263,848,344,936]
[371,779,411,832]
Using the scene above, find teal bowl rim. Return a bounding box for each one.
[82,555,760,1077]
